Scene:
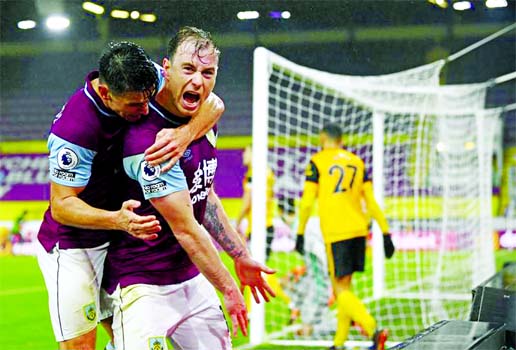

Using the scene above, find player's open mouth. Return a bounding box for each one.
[182,91,200,110]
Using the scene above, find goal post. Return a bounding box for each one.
[249,47,497,346]
[249,46,270,345]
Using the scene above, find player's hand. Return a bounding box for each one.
[383,233,395,259]
[222,286,248,337]
[235,256,276,303]
[117,200,160,240]
[295,234,305,255]
[144,125,194,173]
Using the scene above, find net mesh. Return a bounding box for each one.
[254,48,497,344]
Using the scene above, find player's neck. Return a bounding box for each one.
[323,142,341,150]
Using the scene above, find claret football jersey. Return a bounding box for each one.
[38,71,128,252]
[103,100,218,293]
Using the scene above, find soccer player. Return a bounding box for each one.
[37,41,224,350]
[103,27,274,349]
[295,123,395,350]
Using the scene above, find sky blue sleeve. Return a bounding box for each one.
[47,134,96,187]
[123,153,188,200]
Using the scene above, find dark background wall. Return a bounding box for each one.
[1,0,515,142]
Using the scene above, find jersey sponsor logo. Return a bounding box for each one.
[57,148,78,170]
[83,302,96,322]
[52,168,76,181]
[148,337,165,350]
[191,187,210,204]
[141,161,161,181]
[143,181,167,195]
[189,158,217,194]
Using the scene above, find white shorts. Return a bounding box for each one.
[36,240,108,342]
[112,274,231,350]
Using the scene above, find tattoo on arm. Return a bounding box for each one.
[204,202,244,259]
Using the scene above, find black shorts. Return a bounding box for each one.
[327,236,366,278]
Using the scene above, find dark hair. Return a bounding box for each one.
[321,122,343,141]
[167,26,220,62]
[98,41,158,98]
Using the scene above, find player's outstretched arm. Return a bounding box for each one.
[204,190,276,303]
[150,190,248,337]
[50,182,160,240]
[144,93,224,172]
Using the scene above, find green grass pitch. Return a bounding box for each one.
[0,250,514,350]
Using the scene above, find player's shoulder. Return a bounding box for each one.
[123,112,164,157]
[341,149,364,164]
[50,90,104,145]
[64,87,99,119]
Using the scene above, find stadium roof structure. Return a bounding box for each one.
[1,0,515,43]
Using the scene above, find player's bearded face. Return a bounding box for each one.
[164,40,218,117]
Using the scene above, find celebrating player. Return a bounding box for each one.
[103,27,274,349]
[295,122,395,350]
[36,41,224,350]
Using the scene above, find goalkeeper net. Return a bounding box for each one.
[249,47,498,346]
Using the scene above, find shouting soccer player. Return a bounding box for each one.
[103,27,275,349]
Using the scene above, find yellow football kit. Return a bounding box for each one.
[298,148,389,244]
[297,147,390,347]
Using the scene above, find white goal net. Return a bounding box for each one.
[249,47,498,346]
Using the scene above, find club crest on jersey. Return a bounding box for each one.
[83,303,96,322]
[57,148,78,170]
[148,337,165,350]
[141,161,161,181]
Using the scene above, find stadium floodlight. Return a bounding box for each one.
[111,9,129,19]
[45,15,70,31]
[140,14,157,23]
[428,0,449,8]
[17,20,37,30]
[453,1,473,10]
[237,11,260,20]
[130,11,140,20]
[486,0,508,8]
[82,2,104,15]
[269,11,291,19]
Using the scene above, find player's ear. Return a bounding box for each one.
[98,84,110,101]
[162,58,171,77]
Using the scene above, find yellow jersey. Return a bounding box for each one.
[243,166,275,234]
[298,148,389,243]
